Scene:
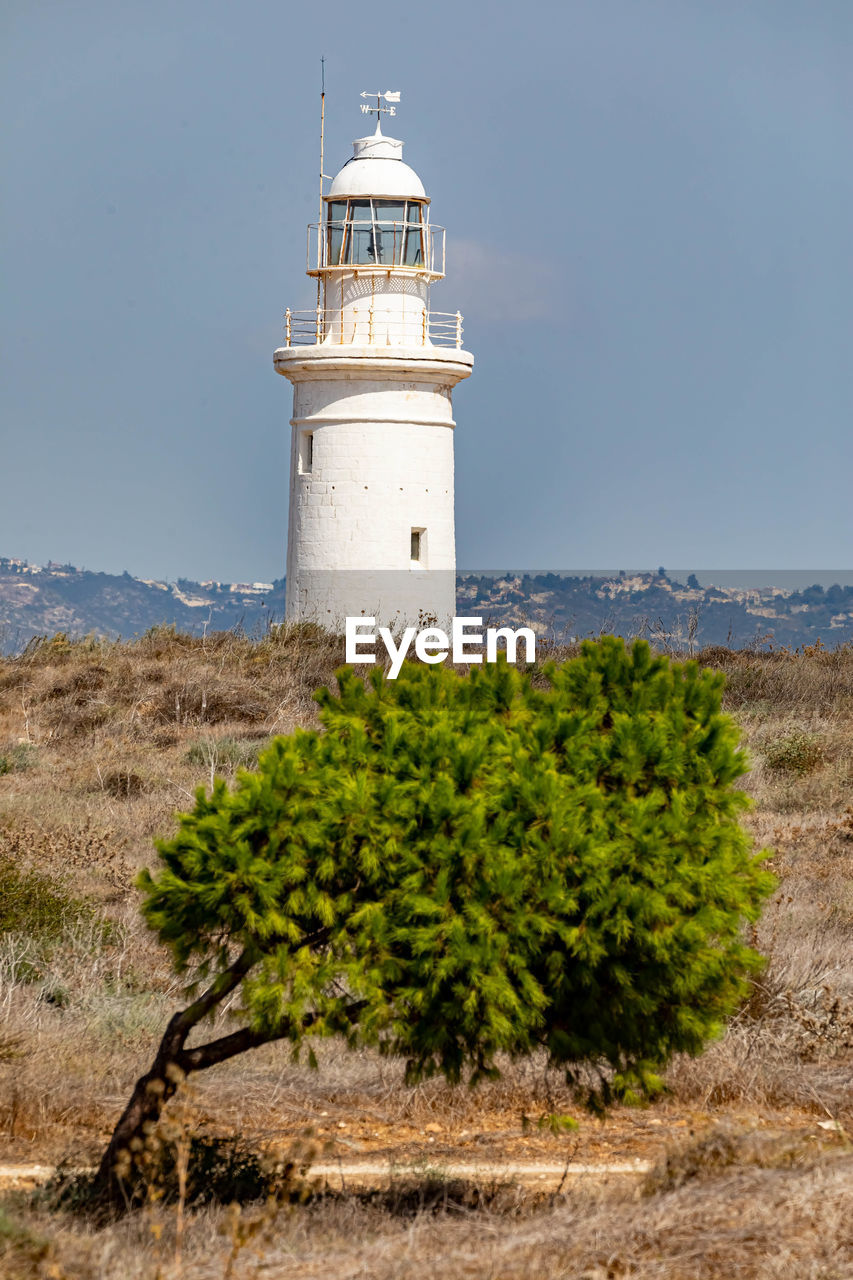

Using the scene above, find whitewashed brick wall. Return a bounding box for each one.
[275,347,473,627]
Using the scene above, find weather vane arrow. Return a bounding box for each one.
[360,89,401,117]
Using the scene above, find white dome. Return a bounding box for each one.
[327,129,427,201]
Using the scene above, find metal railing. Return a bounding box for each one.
[306,222,446,278]
[283,307,464,349]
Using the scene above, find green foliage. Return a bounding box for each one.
[185,736,269,772]
[0,1205,52,1276]
[0,743,37,776]
[0,857,94,944]
[140,638,774,1107]
[523,1112,579,1136]
[763,729,824,775]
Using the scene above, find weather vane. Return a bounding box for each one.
[360,89,401,119]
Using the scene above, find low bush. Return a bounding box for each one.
[98,769,148,798]
[643,1124,824,1194]
[0,856,95,943]
[0,744,37,775]
[54,1134,312,1214]
[185,735,270,773]
[763,730,825,775]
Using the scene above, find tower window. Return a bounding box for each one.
[299,432,313,474]
[411,528,424,563]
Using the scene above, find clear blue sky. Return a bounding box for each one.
[2,0,851,582]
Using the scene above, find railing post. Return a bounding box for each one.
[423,308,428,346]
[315,304,322,344]
[285,308,292,347]
[455,311,462,349]
[369,304,374,345]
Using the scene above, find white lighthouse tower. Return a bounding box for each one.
[274,92,473,629]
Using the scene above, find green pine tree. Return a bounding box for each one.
[96,638,774,1201]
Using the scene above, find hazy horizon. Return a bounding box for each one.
[4,554,853,593]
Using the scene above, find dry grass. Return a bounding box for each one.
[1,630,852,1276]
[2,1132,851,1278]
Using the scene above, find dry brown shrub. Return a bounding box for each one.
[0,816,132,893]
[15,634,105,667]
[837,807,853,841]
[150,677,269,727]
[699,642,853,716]
[39,696,117,738]
[97,769,148,799]
[642,1122,832,1194]
[42,669,105,703]
[0,623,346,748]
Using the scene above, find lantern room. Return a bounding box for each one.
[324,200,426,269]
[308,127,445,280]
[284,107,461,349]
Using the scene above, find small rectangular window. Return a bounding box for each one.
[411,528,422,562]
[299,432,313,474]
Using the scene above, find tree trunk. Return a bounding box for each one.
[92,943,365,1207]
[93,949,256,1203]
[93,1012,189,1201]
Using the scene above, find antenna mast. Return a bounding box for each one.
[319,56,326,220]
[316,57,326,314]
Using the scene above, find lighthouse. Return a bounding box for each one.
[274,92,473,629]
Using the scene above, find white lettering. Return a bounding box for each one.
[344,617,537,677]
[346,616,377,664]
[486,626,536,664]
[415,627,449,664]
[379,625,417,679]
[452,616,484,664]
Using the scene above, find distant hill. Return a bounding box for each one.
[2,558,852,652]
[0,559,284,652]
[458,571,853,650]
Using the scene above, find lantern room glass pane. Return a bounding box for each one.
[347,200,372,263]
[326,201,347,266]
[403,201,424,266]
[374,201,405,224]
[404,226,423,266]
[372,202,405,264]
[366,224,385,263]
